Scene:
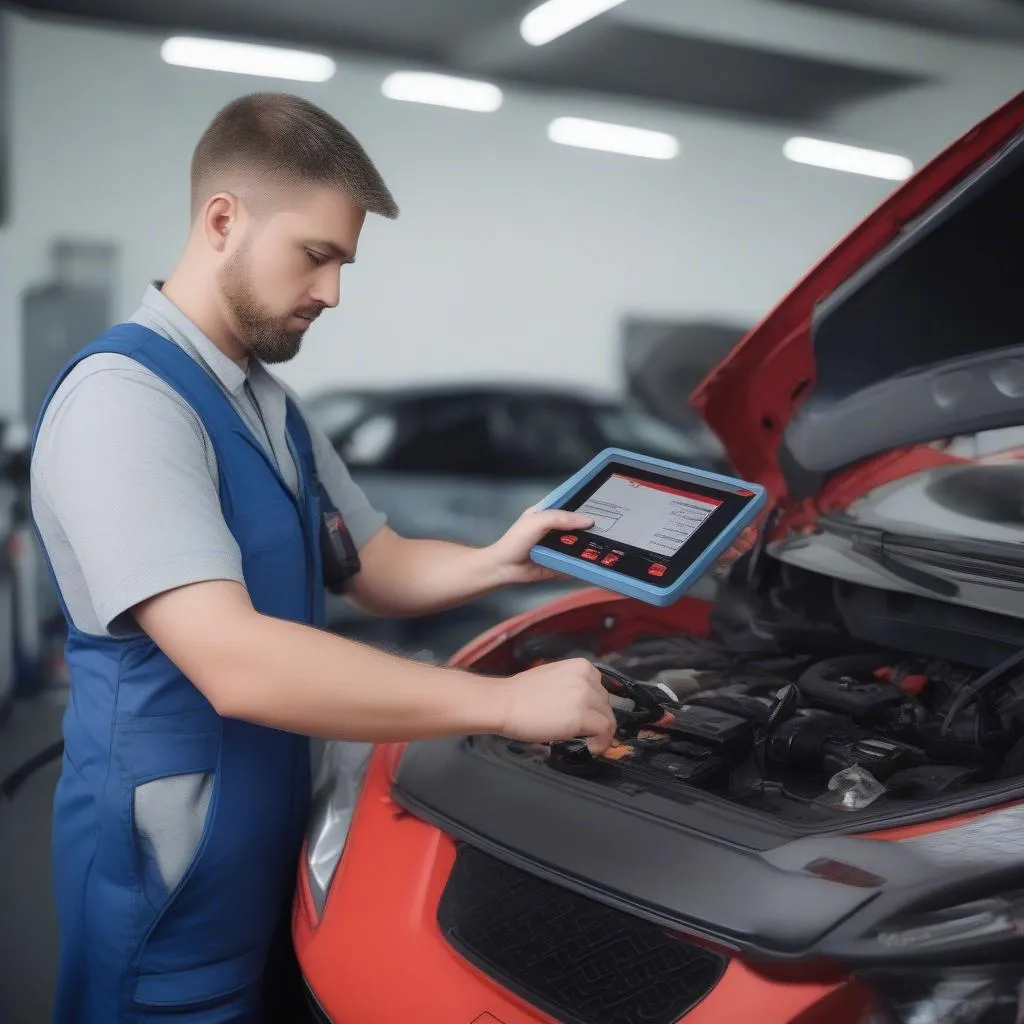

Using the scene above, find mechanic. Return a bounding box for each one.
[29,92,617,1023]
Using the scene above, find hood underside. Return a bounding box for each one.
[691,92,1024,505]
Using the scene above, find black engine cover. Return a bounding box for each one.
[798,656,908,721]
[655,704,754,760]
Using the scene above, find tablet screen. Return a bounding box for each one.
[578,472,722,558]
[536,459,758,588]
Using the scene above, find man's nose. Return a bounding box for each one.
[311,269,341,309]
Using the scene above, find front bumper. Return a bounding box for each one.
[293,747,858,1024]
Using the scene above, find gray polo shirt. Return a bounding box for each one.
[31,283,386,639]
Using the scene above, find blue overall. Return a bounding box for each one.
[33,324,324,1023]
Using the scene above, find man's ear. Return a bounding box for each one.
[201,192,239,253]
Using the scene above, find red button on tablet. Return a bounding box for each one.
[581,549,600,561]
[560,534,578,545]
[648,563,667,577]
[601,553,620,566]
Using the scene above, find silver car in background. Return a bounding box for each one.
[305,384,728,657]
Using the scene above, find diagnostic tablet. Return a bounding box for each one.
[529,448,767,606]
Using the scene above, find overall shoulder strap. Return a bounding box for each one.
[32,323,249,450]
[31,324,270,516]
[283,399,326,627]
[284,399,315,482]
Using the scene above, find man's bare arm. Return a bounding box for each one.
[133,579,615,749]
[349,506,595,618]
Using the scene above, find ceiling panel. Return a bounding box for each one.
[10,0,534,59]
[773,0,1024,44]
[11,0,930,125]
[470,22,926,123]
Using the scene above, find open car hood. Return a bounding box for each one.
[691,92,1024,507]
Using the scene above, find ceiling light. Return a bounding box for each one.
[521,0,630,46]
[381,72,503,112]
[547,117,679,160]
[783,137,914,181]
[160,37,335,82]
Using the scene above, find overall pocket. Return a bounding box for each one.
[128,722,302,1011]
[133,770,216,911]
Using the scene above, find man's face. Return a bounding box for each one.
[217,185,366,364]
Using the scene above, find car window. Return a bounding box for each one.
[383,397,499,477]
[490,398,602,477]
[592,407,724,464]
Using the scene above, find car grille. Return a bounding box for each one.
[437,844,727,1024]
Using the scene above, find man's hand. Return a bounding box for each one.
[483,506,596,586]
[496,658,615,754]
[712,525,758,579]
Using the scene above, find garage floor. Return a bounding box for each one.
[0,694,65,1024]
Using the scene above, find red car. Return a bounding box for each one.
[295,91,1024,1024]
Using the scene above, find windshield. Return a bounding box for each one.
[593,407,726,465]
[842,427,1024,547]
[770,426,1024,621]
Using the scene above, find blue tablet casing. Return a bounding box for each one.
[528,447,768,607]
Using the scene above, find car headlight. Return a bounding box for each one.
[859,966,1023,1024]
[851,890,1024,1024]
[304,740,374,919]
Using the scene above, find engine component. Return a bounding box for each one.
[940,645,1024,736]
[797,655,909,721]
[893,703,1010,771]
[874,664,929,697]
[823,735,924,781]
[597,663,664,722]
[711,554,854,656]
[765,683,801,731]
[531,629,1018,819]
[548,740,601,778]
[654,704,754,760]
[886,764,983,798]
[768,715,925,781]
[600,742,641,765]
[634,728,672,751]
[690,692,775,725]
[649,668,705,701]
[642,750,731,787]
[606,693,652,731]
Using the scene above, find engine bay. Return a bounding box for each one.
[495,561,1024,825]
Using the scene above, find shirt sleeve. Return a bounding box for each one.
[287,393,387,550]
[31,359,245,634]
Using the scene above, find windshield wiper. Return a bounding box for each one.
[818,513,1024,594]
[849,538,960,597]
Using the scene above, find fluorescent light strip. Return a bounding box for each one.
[160,37,335,82]
[783,137,913,181]
[381,72,503,112]
[521,0,630,46]
[548,117,679,160]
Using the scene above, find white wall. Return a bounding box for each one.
[1,10,1017,422]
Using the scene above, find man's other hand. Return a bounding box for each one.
[484,506,595,586]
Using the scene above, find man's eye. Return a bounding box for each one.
[307,250,327,267]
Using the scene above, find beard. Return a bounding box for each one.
[217,246,323,365]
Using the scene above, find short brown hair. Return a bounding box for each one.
[191,92,399,220]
